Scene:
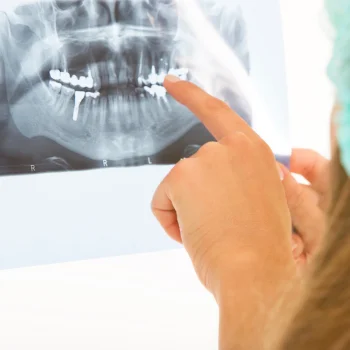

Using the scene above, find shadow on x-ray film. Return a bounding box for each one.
[0,0,289,176]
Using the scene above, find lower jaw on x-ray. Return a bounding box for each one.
[0,0,255,176]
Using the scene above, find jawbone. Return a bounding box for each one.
[0,0,252,163]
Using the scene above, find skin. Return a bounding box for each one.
[152,75,328,349]
[286,149,329,273]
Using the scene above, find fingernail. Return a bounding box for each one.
[165,75,181,83]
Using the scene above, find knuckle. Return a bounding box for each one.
[288,185,306,212]
[169,159,195,198]
[256,137,275,160]
[256,136,271,152]
[204,96,231,114]
[174,157,192,175]
[222,132,251,148]
[305,151,319,177]
[196,141,221,156]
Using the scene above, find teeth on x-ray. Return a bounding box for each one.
[49,65,188,102]
[70,75,79,87]
[49,69,95,89]
[1,0,252,166]
[86,92,100,99]
[49,70,61,81]
[144,85,166,99]
[49,80,62,93]
[61,71,71,85]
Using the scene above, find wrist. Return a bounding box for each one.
[210,248,293,299]
[210,251,299,350]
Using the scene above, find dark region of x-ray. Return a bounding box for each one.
[0,0,257,175]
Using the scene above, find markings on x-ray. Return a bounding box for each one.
[30,165,36,172]
[103,160,108,167]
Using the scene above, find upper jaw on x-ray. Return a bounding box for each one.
[0,0,251,165]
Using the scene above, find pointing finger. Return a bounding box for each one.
[164,75,257,141]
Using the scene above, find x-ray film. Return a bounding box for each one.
[0,0,290,269]
[0,0,289,175]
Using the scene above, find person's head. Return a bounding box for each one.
[276,1,350,348]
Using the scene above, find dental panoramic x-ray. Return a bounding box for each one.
[0,0,289,176]
[0,0,290,269]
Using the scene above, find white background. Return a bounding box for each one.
[0,0,334,349]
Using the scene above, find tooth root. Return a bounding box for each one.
[73,91,85,121]
[99,97,107,128]
[129,91,138,130]
[61,86,75,99]
[141,50,152,85]
[148,93,160,125]
[99,62,110,87]
[159,57,169,77]
[118,61,128,84]
[149,65,158,85]
[138,50,144,77]
[107,95,119,130]
[108,61,118,84]
[88,65,99,89]
[61,56,68,74]
[56,86,74,116]
[118,94,129,131]
[163,97,171,112]
[159,91,171,112]
[82,93,93,126]
[137,76,144,87]
[49,80,62,93]
[86,72,94,89]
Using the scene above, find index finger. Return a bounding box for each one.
[164,75,256,141]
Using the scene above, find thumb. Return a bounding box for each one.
[280,165,325,254]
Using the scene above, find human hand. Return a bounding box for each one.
[281,149,329,273]
[152,76,296,299]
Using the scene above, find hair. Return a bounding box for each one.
[276,149,350,349]
[275,1,350,346]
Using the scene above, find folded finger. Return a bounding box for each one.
[281,165,325,254]
[290,149,329,194]
[151,174,182,244]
